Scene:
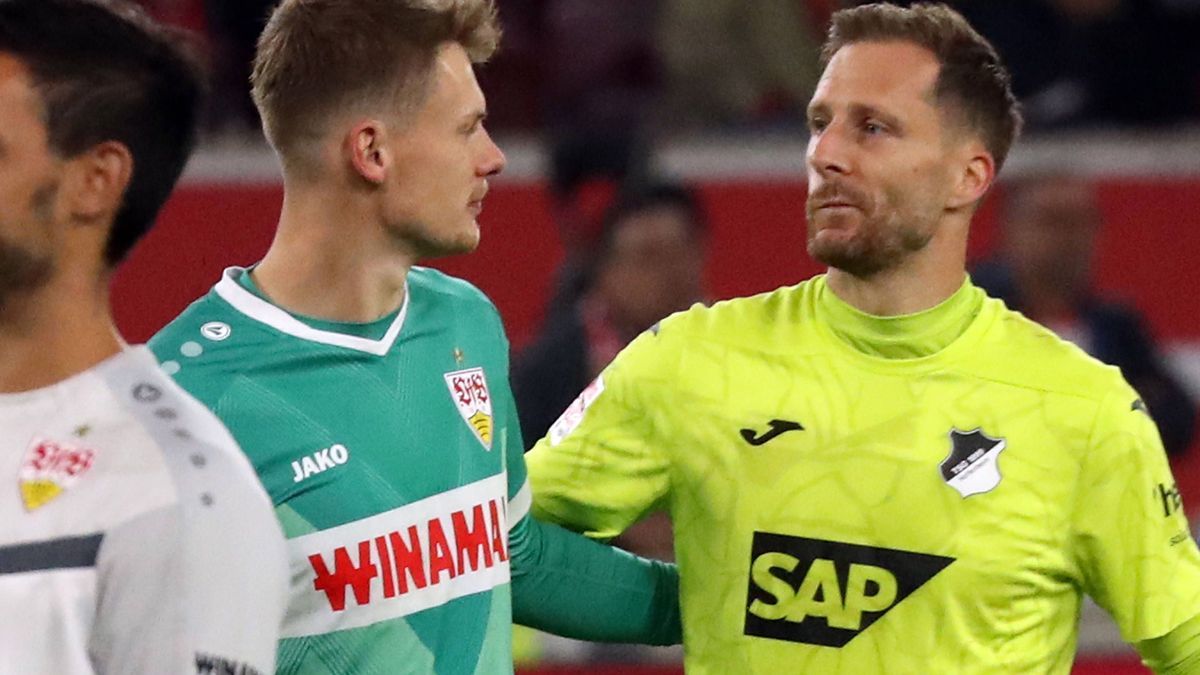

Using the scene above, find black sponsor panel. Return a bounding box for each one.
[744,532,954,647]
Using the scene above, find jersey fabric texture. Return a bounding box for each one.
[527,274,1200,674]
[0,347,286,675]
[152,266,534,674]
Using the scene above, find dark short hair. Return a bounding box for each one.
[598,181,708,260]
[252,0,501,172]
[823,2,1022,170]
[0,0,205,266]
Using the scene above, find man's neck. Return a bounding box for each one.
[0,275,121,393]
[252,185,414,323]
[825,234,968,316]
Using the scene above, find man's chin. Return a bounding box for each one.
[808,238,890,278]
[415,231,480,260]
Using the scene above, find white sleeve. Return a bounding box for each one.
[89,454,287,674]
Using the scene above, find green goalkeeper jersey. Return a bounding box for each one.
[526,274,1200,674]
[151,266,528,674]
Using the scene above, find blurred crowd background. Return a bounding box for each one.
[135,0,1200,137]
[121,1,1200,672]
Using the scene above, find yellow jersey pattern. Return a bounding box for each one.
[526,275,1200,674]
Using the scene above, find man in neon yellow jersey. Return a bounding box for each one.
[525,3,1200,673]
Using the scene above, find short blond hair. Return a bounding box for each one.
[251,0,500,170]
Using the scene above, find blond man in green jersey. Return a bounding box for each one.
[526,3,1200,673]
[151,1,680,672]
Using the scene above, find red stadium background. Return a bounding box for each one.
[114,176,1200,675]
[114,178,1200,352]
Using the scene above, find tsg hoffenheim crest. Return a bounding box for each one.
[444,367,493,450]
[939,428,1006,498]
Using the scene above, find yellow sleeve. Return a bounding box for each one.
[1138,612,1200,675]
[1072,385,1200,643]
[526,327,678,540]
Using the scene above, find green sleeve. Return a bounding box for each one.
[508,513,681,645]
[1138,612,1200,675]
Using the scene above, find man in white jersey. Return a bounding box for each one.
[0,1,287,673]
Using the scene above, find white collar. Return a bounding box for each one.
[212,267,409,356]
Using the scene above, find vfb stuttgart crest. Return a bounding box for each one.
[19,437,97,512]
[444,367,493,450]
[939,428,1006,498]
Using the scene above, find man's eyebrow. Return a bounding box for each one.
[847,103,903,128]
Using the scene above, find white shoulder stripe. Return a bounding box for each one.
[213,267,409,356]
[508,479,531,530]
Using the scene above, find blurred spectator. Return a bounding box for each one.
[513,184,705,665]
[540,0,661,277]
[658,0,823,132]
[956,0,1200,129]
[513,181,708,448]
[973,175,1196,456]
[203,0,274,135]
[476,0,545,131]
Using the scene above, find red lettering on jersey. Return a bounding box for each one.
[389,526,428,594]
[451,372,491,406]
[452,504,493,573]
[453,378,473,406]
[375,536,396,599]
[489,499,508,562]
[26,440,95,476]
[471,373,489,403]
[31,441,56,471]
[427,518,457,584]
[309,541,378,612]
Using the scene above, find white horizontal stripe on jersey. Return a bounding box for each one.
[281,473,511,638]
[508,479,531,530]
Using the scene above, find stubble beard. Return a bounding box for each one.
[0,182,57,322]
[383,213,481,261]
[806,190,934,278]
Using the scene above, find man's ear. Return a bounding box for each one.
[65,140,133,223]
[346,119,390,185]
[948,142,995,211]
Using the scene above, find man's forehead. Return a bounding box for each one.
[812,40,940,109]
[0,53,34,93]
[0,53,43,118]
[425,42,484,113]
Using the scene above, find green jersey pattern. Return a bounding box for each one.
[527,274,1200,674]
[151,266,529,675]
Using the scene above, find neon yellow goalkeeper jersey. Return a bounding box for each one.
[526,275,1200,674]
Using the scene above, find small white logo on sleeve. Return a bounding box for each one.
[292,443,350,483]
[549,375,605,446]
[201,321,232,341]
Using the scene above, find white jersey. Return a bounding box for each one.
[0,347,287,675]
